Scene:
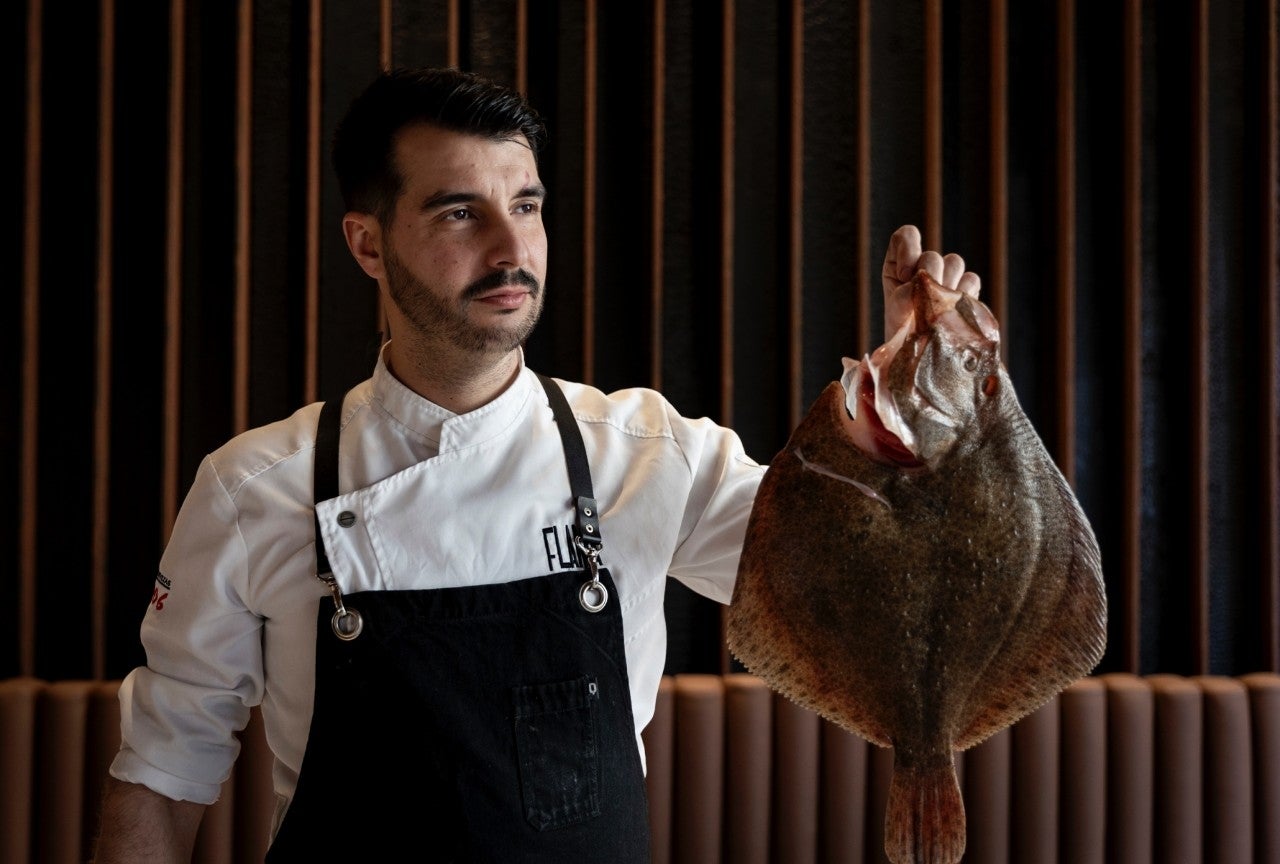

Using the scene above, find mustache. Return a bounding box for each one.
[462,269,541,300]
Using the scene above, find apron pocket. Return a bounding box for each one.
[513,675,602,831]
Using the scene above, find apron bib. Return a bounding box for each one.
[267,375,651,862]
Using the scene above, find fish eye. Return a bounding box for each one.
[962,351,979,373]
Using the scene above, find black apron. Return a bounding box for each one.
[266,374,651,863]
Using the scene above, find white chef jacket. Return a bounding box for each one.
[110,349,765,813]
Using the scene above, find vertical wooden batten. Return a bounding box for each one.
[21,0,42,676]
[582,0,598,384]
[380,0,392,69]
[92,0,116,681]
[1190,0,1211,674]
[163,0,186,540]
[516,0,528,94]
[1055,0,1076,485]
[234,0,253,435]
[787,0,803,428]
[1263,0,1280,673]
[650,0,666,389]
[1122,0,1143,673]
[304,0,322,404]
[856,0,870,356]
[988,0,1008,364]
[923,0,942,250]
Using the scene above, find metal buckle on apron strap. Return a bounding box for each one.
[574,495,608,613]
[318,571,364,641]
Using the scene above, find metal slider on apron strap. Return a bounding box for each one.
[314,514,363,641]
[312,392,363,640]
[573,495,608,613]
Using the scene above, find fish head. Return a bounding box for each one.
[845,271,1003,467]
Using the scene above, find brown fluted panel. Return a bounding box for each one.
[819,723,868,864]
[773,693,820,863]
[964,727,1011,864]
[787,0,803,427]
[1121,0,1143,673]
[1241,673,1280,863]
[1148,674,1202,861]
[1189,0,1211,674]
[673,674,725,864]
[1060,679,1105,864]
[163,0,186,539]
[92,0,115,682]
[233,0,252,436]
[644,676,676,864]
[650,0,666,389]
[303,0,322,404]
[0,678,39,863]
[923,0,942,249]
[724,674,771,864]
[233,708,274,862]
[1197,676,1254,863]
[85,681,123,855]
[20,0,42,677]
[1101,673,1154,864]
[1055,0,1076,483]
[193,776,234,864]
[35,682,92,864]
[1010,695,1059,863]
[866,743,892,864]
[1263,0,1280,675]
[988,0,1008,363]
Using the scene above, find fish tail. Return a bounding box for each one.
[884,758,966,864]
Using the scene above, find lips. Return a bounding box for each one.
[473,287,530,308]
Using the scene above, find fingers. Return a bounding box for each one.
[882,224,981,295]
[882,225,922,289]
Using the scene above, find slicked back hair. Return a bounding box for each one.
[332,67,547,223]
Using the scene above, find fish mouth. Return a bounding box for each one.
[841,272,988,466]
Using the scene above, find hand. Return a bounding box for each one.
[881,225,981,339]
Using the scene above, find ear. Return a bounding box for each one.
[343,212,385,280]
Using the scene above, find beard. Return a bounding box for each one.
[384,249,545,354]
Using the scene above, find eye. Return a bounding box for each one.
[443,208,474,221]
[514,201,541,215]
[962,351,979,372]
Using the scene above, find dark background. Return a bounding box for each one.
[4,0,1278,683]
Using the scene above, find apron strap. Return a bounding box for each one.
[534,373,603,550]
[313,393,345,577]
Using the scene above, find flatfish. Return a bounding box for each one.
[726,271,1107,864]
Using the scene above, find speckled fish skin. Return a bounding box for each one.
[726,272,1107,864]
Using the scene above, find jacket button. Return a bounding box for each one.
[337,511,356,528]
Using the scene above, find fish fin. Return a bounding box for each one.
[884,759,966,864]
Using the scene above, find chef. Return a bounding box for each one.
[93,66,978,862]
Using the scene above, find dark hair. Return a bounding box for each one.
[331,67,547,222]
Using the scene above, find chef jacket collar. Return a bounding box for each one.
[369,344,537,456]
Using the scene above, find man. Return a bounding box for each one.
[94,67,979,862]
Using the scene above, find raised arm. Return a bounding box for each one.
[92,777,206,864]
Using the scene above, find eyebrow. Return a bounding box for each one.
[420,184,547,212]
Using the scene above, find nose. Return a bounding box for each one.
[487,215,536,270]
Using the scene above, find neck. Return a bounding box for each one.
[384,338,522,414]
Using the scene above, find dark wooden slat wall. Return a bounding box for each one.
[7,0,1279,682]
